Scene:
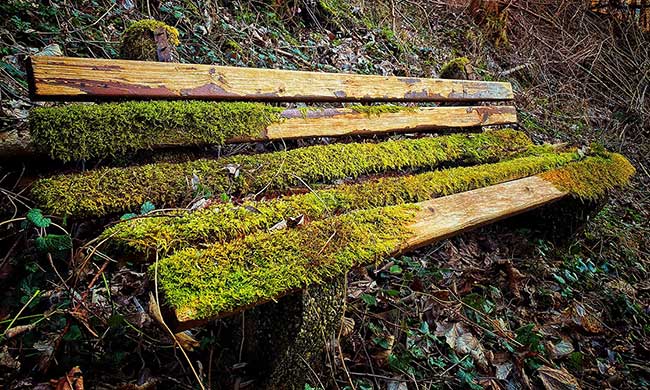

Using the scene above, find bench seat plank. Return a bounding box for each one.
[28,56,514,102]
[171,175,566,329]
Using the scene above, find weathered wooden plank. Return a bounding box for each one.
[27,56,514,102]
[173,175,565,328]
[401,175,565,251]
[262,106,518,140]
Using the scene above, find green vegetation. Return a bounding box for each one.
[30,101,283,162]
[105,150,582,255]
[541,152,635,200]
[350,104,416,116]
[154,150,634,322]
[155,205,417,321]
[31,129,532,218]
[439,57,471,79]
[120,19,179,60]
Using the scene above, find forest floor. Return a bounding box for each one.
[0,0,648,389]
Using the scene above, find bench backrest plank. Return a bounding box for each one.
[256,105,517,141]
[28,56,514,102]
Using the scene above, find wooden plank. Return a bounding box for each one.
[173,175,565,329]
[261,106,518,141]
[8,105,516,161]
[27,56,514,102]
[401,175,566,251]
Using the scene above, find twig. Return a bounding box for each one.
[153,252,206,390]
[1,289,40,341]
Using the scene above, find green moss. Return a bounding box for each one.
[31,129,532,218]
[349,104,415,117]
[439,57,471,79]
[540,152,635,200]
[29,101,283,162]
[120,19,179,61]
[155,205,417,321]
[105,150,582,255]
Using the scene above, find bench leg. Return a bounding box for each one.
[243,275,346,389]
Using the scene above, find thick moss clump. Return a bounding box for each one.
[30,101,283,162]
[541,152,635,200]
[31,129,531,218]
[155,205,417,321]
[439,57,471,79]
[105,150,581,254]
[120,19,179,60]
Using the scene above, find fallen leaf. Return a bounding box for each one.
[51,366,84,390]
[3,323,36,339]
[537,366,581,390]
[372,335,394,366]
[341,317,355,337]
[455,333,489,370]
[548,338,574,359]
[495,362,513,380]
[0,346,20,370]
[269,219,287,231]
[35,43,63,57]
[148,293,199,351]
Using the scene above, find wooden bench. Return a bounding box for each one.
[25,55,634,387]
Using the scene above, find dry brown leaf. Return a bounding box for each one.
[372,335,394,366]
[455,333,489,370]
[340,317,355,337]
[565,303,604,334]
[175,331,200,351]
[50,366,84,390]
[3,323,36,339]
[538,366,581,390]
[148,292,199,351]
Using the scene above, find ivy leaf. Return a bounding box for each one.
[361,293,377,307]
[389,264,403,274]
[140,201,156,215]
[35,234,72,253]
[26,208,51,228]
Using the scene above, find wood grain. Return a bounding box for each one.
[173,175,566,328]
[28,56,514,102]
[260,106,517,140]
[401,175,566,251]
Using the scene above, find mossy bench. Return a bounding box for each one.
[25,55,634,387]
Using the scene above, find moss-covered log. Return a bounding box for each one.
[104,150,581,255]
[155,152,633,323]
[30,129,531,218]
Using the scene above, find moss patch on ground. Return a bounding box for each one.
[104,150,582,255]
[30,101,283,162]
[31,129,531,218]
[120,19,179,60]
[155,205,417,321]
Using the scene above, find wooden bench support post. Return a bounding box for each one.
[242,275,346,389]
